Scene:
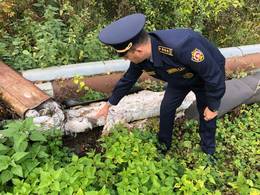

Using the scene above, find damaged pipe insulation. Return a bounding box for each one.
[27,72,260,134]
[0,62,65,130]
[34,52,260,100]
[63,72,260,133]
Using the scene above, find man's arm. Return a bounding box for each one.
[96,62,143,118]
[177,37,225,117]
[108,62,143,105]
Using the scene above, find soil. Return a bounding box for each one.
[62,127,103,157]
[0,101,19,122]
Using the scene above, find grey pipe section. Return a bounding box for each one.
[23,59,129,82]
[185,72,260,119]
[219,44,260,58]
[22,44,260,82]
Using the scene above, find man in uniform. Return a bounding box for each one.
[96,13,226,160]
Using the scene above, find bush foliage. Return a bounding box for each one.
[0,0,259,70]
[0,103,259,194]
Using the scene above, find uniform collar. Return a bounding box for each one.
[150,35,164,67]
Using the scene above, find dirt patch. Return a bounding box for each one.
[62,127,103,157]
[0,101,19,121]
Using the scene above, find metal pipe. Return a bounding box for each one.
[0,61,50,117]
[23,44,260,82]
[35,53,260,101]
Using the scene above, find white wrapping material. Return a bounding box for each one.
[24,90,195,133]
[25,100,65,130]
[64,90,196,134]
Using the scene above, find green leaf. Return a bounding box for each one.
[0,128,18,138]
[13,134,28,152]
[30,143,42,159]
[7,120,27,132]
[72,155,79,162]
[0,170,13,184]
[30,131,47,142]
[75,188,84,195]
[33,3,43,7]
[0,155,11,172]
[22,50,30,55]
[12,152,29,162]
[0,143,10,154]
[22,159,40,177]
[12,178,21,185]
[38,150,49,158]
[11,165,23,177]
[51,181,61,192]
[23,118,37,132]
[85,191,99,195]
[183,141,192,148]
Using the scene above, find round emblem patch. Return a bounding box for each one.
[191,48,204,63]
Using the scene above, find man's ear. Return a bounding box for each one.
[135,46,144,53]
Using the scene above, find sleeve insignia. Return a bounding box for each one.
[158,46,173,56]
[191,48,204,63]
[166,67,185,74]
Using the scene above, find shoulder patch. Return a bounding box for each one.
[158,46,173,56]
[191,48,204,63]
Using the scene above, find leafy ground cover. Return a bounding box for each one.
[0,103,259,194]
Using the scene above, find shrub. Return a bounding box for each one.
[0,0,259,70]
[0,0,114,70]
[0,104,259,194]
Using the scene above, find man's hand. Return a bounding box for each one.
[204,107,218,121]
[95,102,111,119]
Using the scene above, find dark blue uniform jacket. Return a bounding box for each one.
[108,29,226,111]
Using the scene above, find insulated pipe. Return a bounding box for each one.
[0,61,50,117]
[22,44,260,82]
[185,72,260,119]
[23,59,129,82]
[225,53,260,75]
[51,73,152,102]
[1,45,259,117]
[35,53,260,101]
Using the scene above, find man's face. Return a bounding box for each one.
[122,47,148,64]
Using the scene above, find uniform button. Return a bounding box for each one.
[183,72,194,79]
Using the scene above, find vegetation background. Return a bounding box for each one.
[0,1,259,193]
[0,0,259,70]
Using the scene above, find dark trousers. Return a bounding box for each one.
[158,85,216,154]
